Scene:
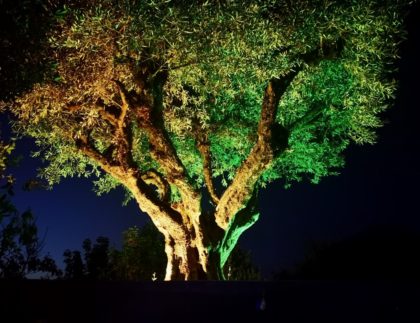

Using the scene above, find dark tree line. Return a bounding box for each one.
[274,225,420,280]
[0,193,61,279]
[62,224,166,281]
[0,135,61,279]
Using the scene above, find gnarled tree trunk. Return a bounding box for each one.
[121,77,290,280]
[75,63,308,280]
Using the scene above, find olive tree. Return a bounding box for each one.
[5,0,410,279]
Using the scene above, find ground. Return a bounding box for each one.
[1,280,418,322]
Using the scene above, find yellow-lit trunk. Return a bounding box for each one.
[160,222,223,280]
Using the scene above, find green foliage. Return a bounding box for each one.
[93,173,121,196]
[6,0,411,191]
[0,142,14,176]
[33,139,101,187]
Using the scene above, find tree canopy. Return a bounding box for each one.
[2,0,412,279]
[9,0,407,188]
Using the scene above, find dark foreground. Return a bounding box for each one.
[1,280,419,323]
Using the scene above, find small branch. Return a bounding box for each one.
[98,109,118,126]
[75,134,121,176]
[113,79,130,103]
[196,134,219,205]
[113,79,130,129]
[100,80,137,170]
[170,60,198,70]
[65,104,82,112]
[287,103,323,131]
[94,98,119,127]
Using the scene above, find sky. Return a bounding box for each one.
[1,4,419,279]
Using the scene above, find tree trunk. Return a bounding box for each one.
[163,241,227,280]
[160,223,224,280]
[162,233,205,280]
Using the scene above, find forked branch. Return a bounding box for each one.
[128,79,201,219]
[75,133,184,236]
[213,41,343,230]
[75,133,125,180]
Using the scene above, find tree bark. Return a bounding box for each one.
[160,225,224,280]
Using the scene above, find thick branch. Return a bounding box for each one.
[75,134,185,239]
[214,75,295,230]
[113,79,130,129]
[67,86,191,262]
[93,99,119,126]
[131,84,201,220]
[129,174,185,229]
[92,79,135,170]
[213,40,344,230]
[98,109,118,126]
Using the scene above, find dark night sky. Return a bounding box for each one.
[2,4,419,279]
